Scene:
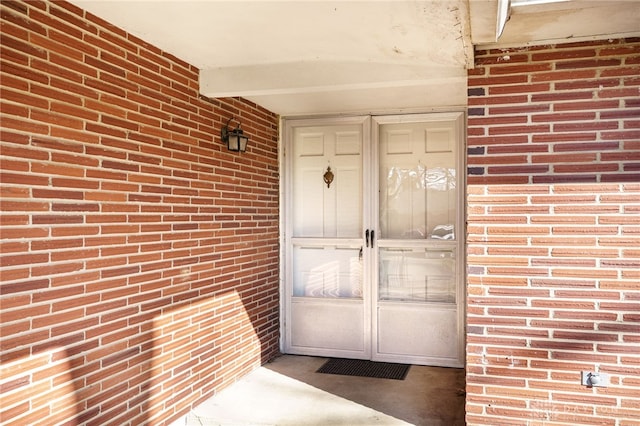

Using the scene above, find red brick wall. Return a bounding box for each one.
[466,39,640,425]
[0,1,280,425]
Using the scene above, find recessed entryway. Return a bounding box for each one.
[182,355,466,426]
[282,113,465,368]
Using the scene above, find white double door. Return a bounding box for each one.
[283,113,464,367]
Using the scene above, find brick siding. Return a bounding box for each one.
[466,39,640,425]
[0,1,280,425]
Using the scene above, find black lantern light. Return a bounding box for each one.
[221,117,249,152]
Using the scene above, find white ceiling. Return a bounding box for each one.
[70,0,639,116]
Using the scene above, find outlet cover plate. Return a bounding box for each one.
[581,371,609,387]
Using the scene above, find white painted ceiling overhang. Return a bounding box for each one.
[71,0,640,117]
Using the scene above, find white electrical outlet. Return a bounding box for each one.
[581,371,609,387]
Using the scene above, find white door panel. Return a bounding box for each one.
[377,305,458,359]
[291,301,365,355]
[292,125,363,239]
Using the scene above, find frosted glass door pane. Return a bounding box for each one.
[293,246,363,299]
[379,122,456,240]
[379,248,456,303]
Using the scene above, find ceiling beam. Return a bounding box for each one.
[200,61,466,98]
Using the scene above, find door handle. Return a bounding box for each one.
[365,229,370,248]
[371,230,375,246]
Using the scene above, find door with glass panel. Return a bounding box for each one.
[284,116,371,359]
[373,113,464,367]
[283,113,464,367]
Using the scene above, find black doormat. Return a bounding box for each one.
[316,358,410,380]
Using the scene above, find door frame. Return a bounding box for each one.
[279,112,467,367]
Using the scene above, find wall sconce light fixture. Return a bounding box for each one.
[221,117,249,152]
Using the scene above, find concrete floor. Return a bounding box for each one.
[180,355,465,426]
